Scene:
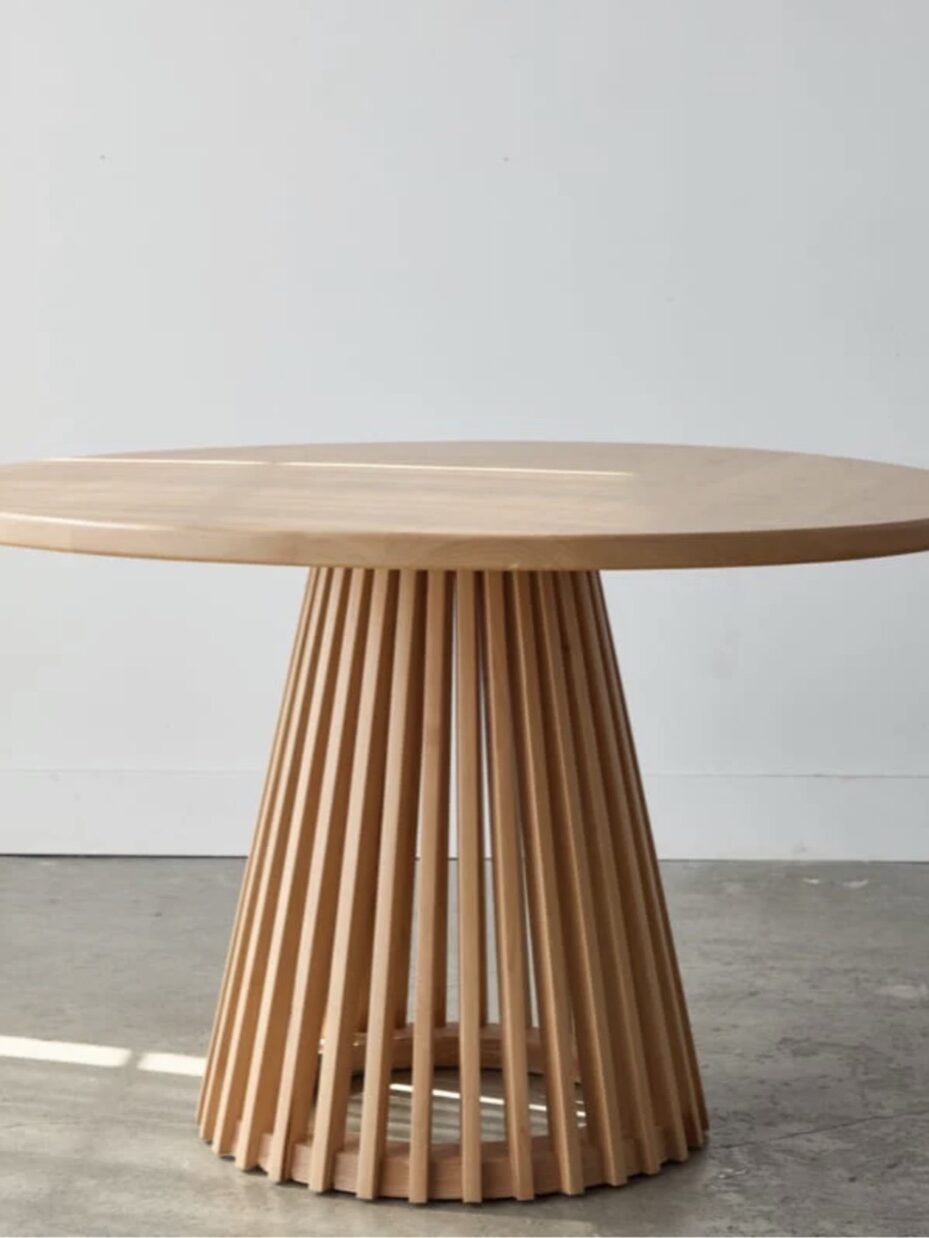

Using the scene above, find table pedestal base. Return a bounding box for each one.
[197,568,706,1202]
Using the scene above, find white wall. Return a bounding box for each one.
[1,0,927,860]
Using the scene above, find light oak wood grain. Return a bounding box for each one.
[200,566,706,1202]
[2,441,929,569]
[355,571,425,1200]
[196,572,317,1139]
[454,571,485,1204]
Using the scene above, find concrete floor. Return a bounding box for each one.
[0,858,927,1237]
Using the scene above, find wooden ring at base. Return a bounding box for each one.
[234,1023,686,1201]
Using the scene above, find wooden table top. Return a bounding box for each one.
[1,441,928,571]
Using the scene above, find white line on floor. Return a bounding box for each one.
[137,1050,206,1076]
[0,1034,131,1068]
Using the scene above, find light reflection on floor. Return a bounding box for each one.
[0,1034,587,1143]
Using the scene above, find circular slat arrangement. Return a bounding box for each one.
[198,567,707,1201]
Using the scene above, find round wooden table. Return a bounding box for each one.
[2,441,929,1204]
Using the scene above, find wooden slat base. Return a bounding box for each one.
[198,569,707,1203]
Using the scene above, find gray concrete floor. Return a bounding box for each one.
[1,858,927,1237]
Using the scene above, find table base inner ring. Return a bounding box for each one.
[197,567,707,1203]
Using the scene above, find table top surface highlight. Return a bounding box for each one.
[1,441,928,570]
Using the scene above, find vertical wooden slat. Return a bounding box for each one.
[455,570,484,1203]
[570,570,686,1157]
[533,571,626,1187]
[308,571,399,1192]
[265,569,374,1183]
[198,570,318,1135]
[589,574,706,1145]
[234,568,349,1167]
[391,848,415,1030]
[517,851,535,1030]
[433,581,453,1031]
[408,571,453,1203]
[506,573,584,1195]
[390,583,428,1034]
[390,844,417,1030]
[649,854,708,1138]
[478,783,489,1028]
[481,571,534,1201]
[354,572,426,1199]
[626,712,708,1133]
[211,568,328,1155]
[554,572,662,1173]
